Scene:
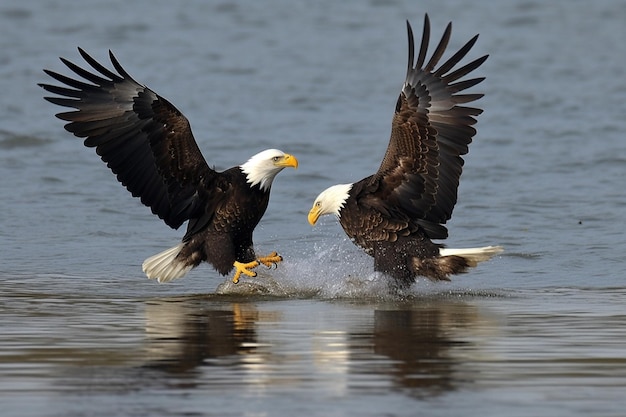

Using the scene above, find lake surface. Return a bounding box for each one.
[1,0,626,416]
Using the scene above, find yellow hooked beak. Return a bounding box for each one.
[275,153,298,169]
[308,203,321,226]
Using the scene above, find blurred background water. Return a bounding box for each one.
[1,0,626,416]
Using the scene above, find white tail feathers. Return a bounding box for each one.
[439,245,504,267]
[142,243,193,283]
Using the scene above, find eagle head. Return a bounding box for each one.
[308,183,353,225]
[241,149,298,191]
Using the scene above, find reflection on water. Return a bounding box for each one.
[141,295,489,398]
[144,298,264,374]
[2,285,626,416]
[369,308,474,396]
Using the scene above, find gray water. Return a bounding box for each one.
[2,0,626,416]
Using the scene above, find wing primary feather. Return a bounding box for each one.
[59,57,112,86]
[443,55,489,83]
[424,22,451,72]
[42,97,79,110]
[451,94,484,105]
[414,14,430,69]
[40,84,83,98]
[107,50,139,84]
[405,20,415,78]
[434,34,479,77]
[41,69,97,92]
[448,77,485,94]
[76,47,124,83]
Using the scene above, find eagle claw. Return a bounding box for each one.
[232,260,260,284]
[231,252,283,283]
[257,251,283,269]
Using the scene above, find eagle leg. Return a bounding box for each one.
[257,251,283,269]
[232,260,260,284]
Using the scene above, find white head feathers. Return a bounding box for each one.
[309,183,353,223]
[240,149,298,191]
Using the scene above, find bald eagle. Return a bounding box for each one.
[308,15,502,287]
[40,48,298,284]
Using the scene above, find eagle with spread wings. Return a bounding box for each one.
[308,15,502,287]
[40,49,298,284]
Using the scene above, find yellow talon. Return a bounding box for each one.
[257,251,283,268]
[232,260,260,284]
[231,253,283,283]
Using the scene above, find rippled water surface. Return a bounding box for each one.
[2,0,626,416]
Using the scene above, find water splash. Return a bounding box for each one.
[213,240,466,300]
[215,240,396,298]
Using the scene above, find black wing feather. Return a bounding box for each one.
[39,48,217,229]
[370,14,488,240]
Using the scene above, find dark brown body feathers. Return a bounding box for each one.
[337,16,488,287]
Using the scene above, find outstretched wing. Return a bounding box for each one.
[370,15,488,239]
[39,48,217,229]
